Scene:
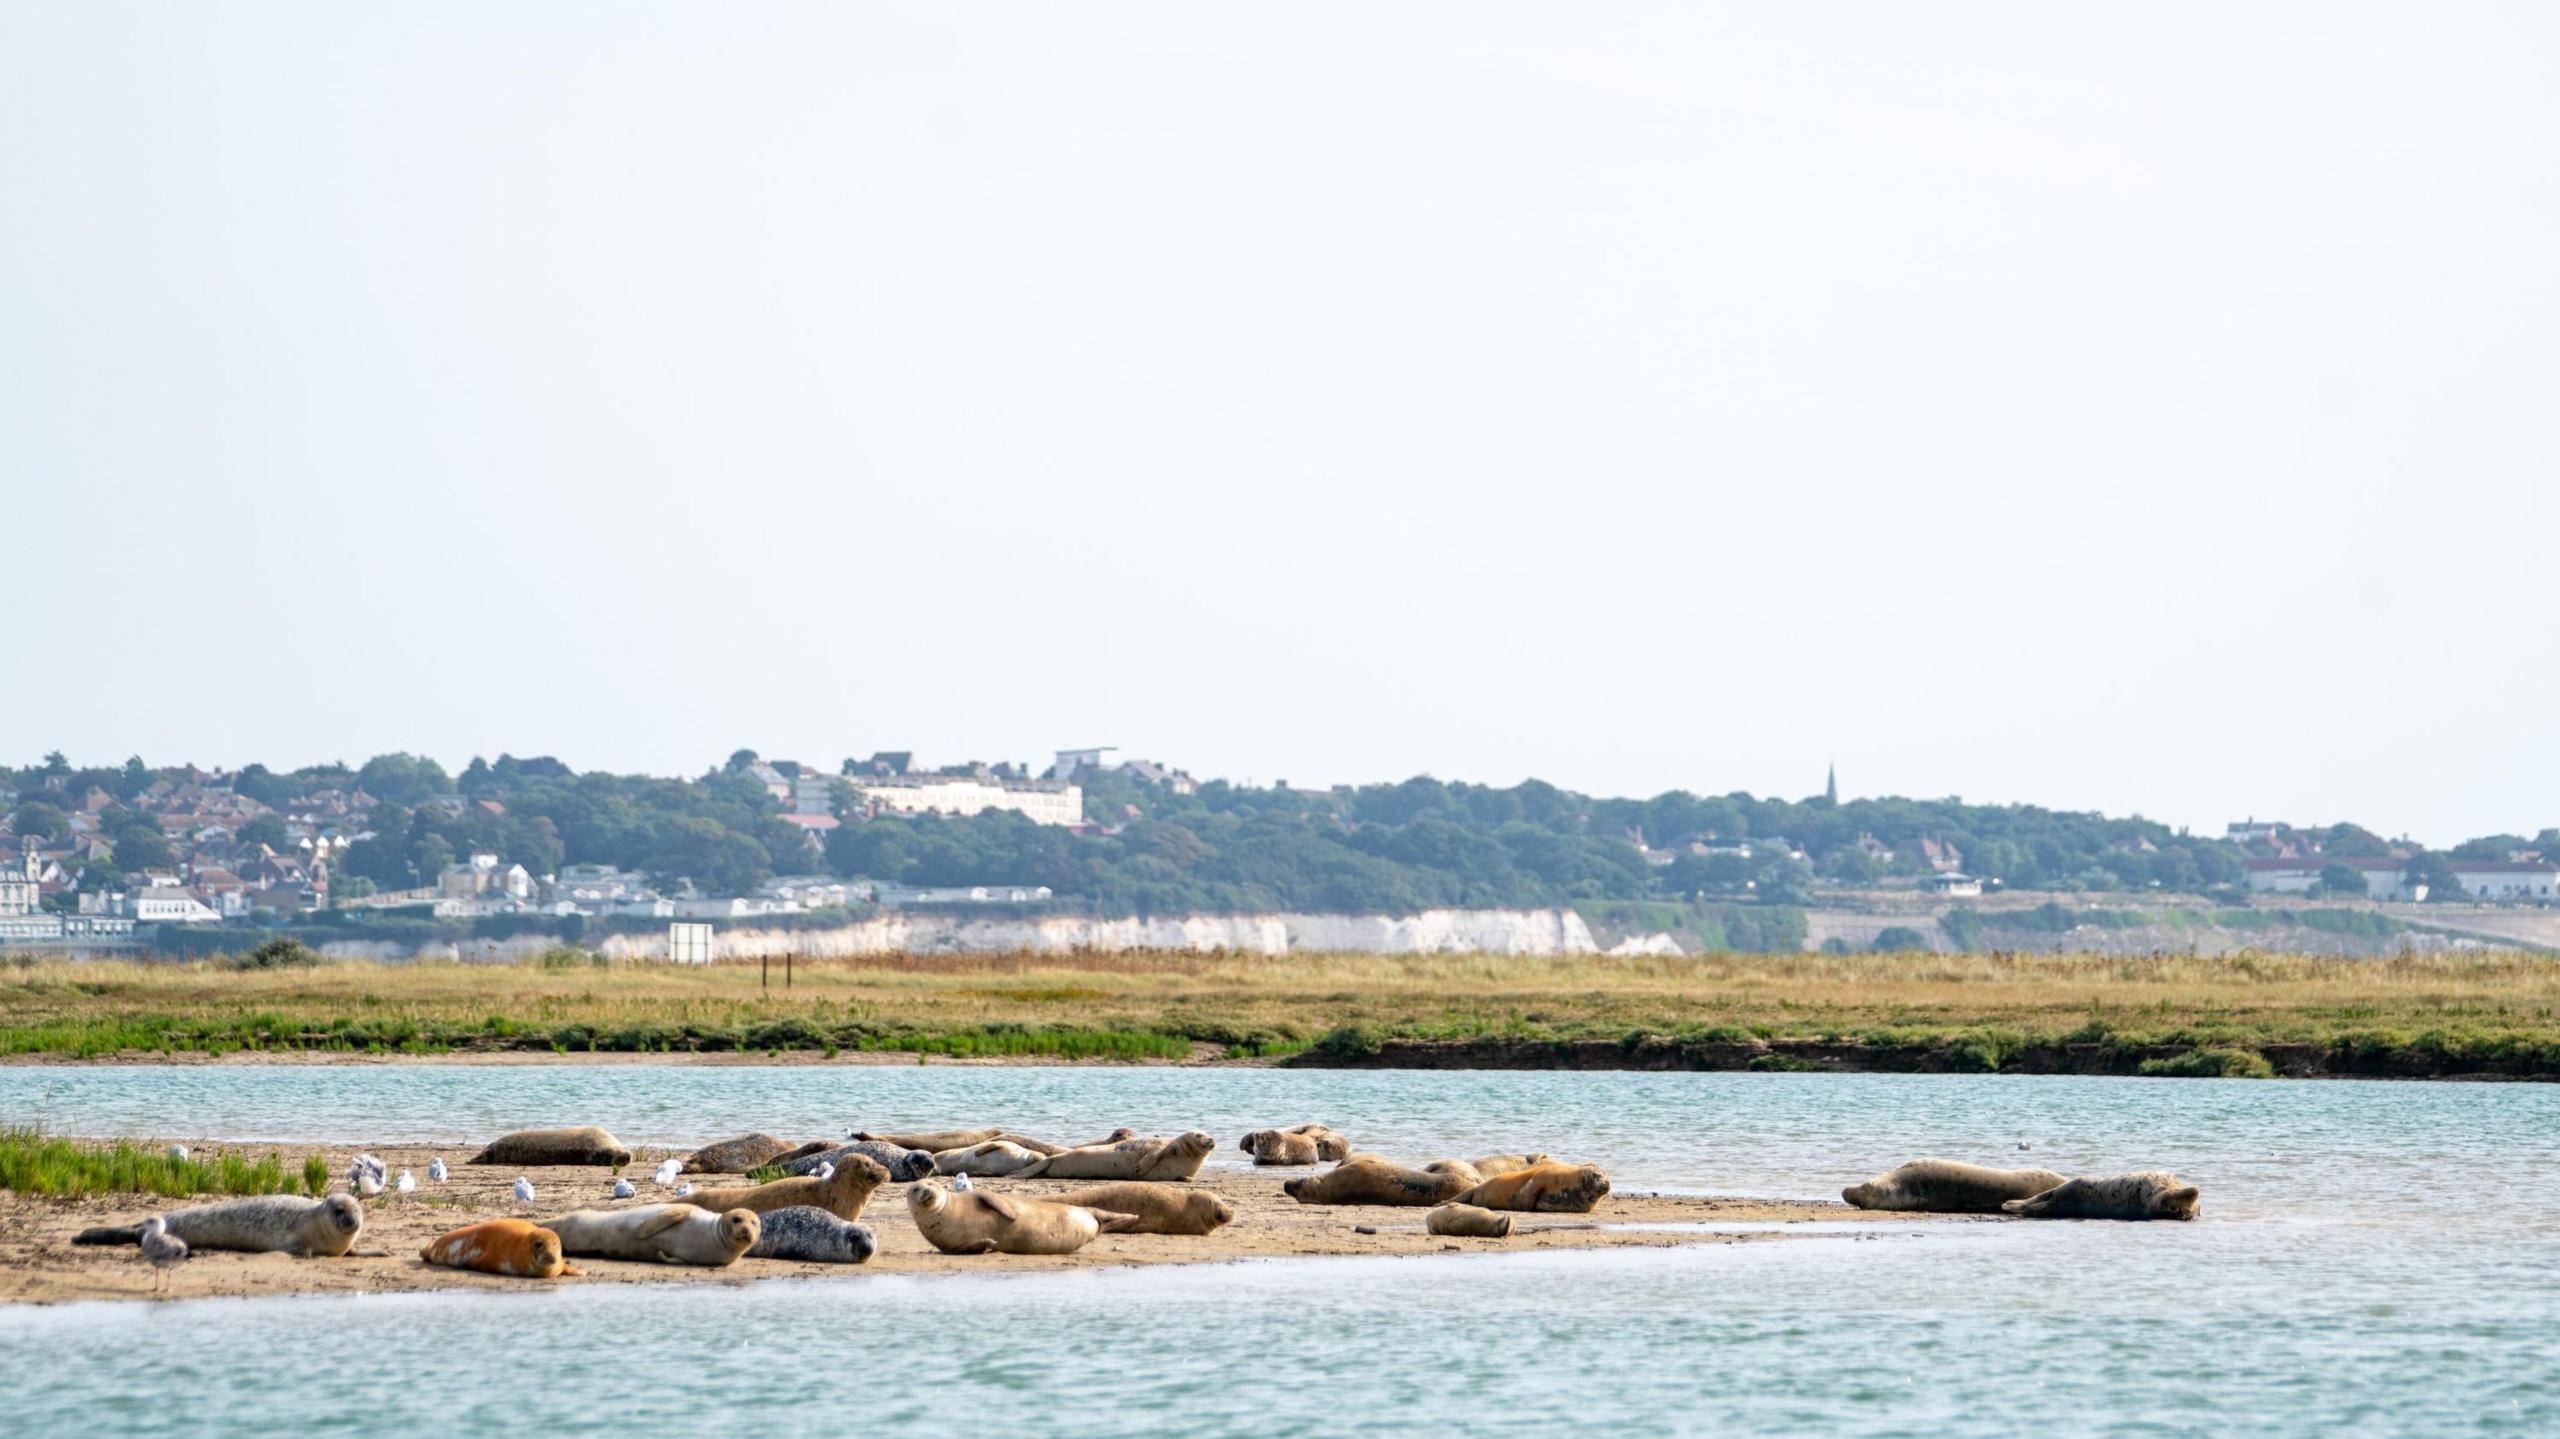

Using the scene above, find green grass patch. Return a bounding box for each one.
[0,1127,301,1198]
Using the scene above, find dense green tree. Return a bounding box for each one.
[9,800,69,843]
[237,814,290,850]
[356,753,453,807]
[2316,863,2369,898]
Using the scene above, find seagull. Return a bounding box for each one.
[139,1217,189,1296]
[514,1177,536,1204]
[396,1170,416,1193]
[675,1183,694,1198]
[951,1173,973,1192]
[813,1162,835,1182]
[612,1178,635,1199]
[653,1159,682,1187]
[166,1145,189,1163]
[352,1155,388,1197]
[428,1157,448,1183]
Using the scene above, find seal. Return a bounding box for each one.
[770,1141,934,1182]
[1050,1182,1236,1236]
[681,1133,796,1174]
[419,1218,578,1278]
[1421,1158,1487,1187]
[467,1127,634,1168]
[679,1153,889,1221]
[542,1204,760,1265]
[933,1140,1050,1178]
[1283,1158,1477,1207]
[1025,1131,1217,1182]
[2002,1172,2200,1221]
[1842,1158,2069,1213]
[1451,1163,1612,1213]
[851,1127,1004,1153]
[74,1195,365,1257]
[906,1180,1142,1255]
[1426,1203,1515,1238]
[1239,1130,1326,1166]
[1464,1153,1551,1178]
[1289,1125,1353,1161]
[745,1205,878,1264]
[998,1128,1135,1157]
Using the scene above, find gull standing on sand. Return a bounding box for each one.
[674,1183,694,1198]
[952,1173,972,1192]
[351,1155,387,1197]
[139,1217,188,1296]
[653,1158,682,1187]
[428,1157,448,1182]
[396,1169,416,1193]
[612,1178,635,1198]
[514,1177,536,1204]
[166,1145,188,1163]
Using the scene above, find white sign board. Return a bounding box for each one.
[667,922,716,964]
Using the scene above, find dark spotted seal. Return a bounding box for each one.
[2002,1172,2199,1221]
[745,1205,877,1264]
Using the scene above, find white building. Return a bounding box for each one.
[872,882,1053,905]
[2450,862,2560,902]
[438,852,533,901]
[1927,872,1983,897]
[851,776,1082,827]
[1048,747,1121,781]
[131,888,221,924]
[0,852,40,917]
[791,772,835,818]
[2242,857,2413,900]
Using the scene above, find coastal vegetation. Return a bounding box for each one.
[0,1127,306,1199]
[2,948,2555,1078]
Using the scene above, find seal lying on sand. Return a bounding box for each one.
[75,1195,365,1257]
[769,1141,934,1182]
[1427,1203,1515,1238]
[468,1127,634,1168]
[906,1181,1142,1255]
[1465,1153,1551,1178]
[852,1127,1003,1154]
[1284,1158,1478,1207]
[745,1206,877,1264]
[544,1204,760,1265]
[1027,1131,1217,1182]
[1843,1158,2070,1213]
[1051,1183,1236,1235]
[933,1140,1050,1178]
[420,1218,578,1278]
[997,1128,1134,1157]
[681,1134,796,1174]
[2002,1172,2200,1221]
[1451,1163,1611,1213]
[680,1154,888,1221]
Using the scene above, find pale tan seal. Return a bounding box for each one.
[906,1181,1141,1255]
[1239,1127,1352,1165]
[1026,1131,1217,1182]
[1427,1203,1515,1238]
[1284,1158,1477,1207]
[680,1154,888,1221]
[468,1127,634,1168]
[542,1203,759,1265]
[681,1133,797,1174]
[1465,1153,1551,1178]
[1451,1163,1612,1213]
[1843,1158,2070,1213]
[852,1127,1003,1153]
[74,1195,365,1256]
[997,1128,1134,1157]
[2002,1172,2200,1221]
[1051,1182,1236,1235]
[933,1140,1050,1178]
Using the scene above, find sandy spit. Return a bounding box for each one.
[0,1141,1962,1305]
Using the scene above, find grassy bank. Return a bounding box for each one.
[3,949,2557,1077]
[0,1128,326,1199]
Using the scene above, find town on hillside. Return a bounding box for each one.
[2,748,2554,953]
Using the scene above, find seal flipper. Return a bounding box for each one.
[976,1192,1025,1222]
[1011,1156,1049,1180]
[627,1207,696,1242]
[1088,1209,1146,1235]
[956,1239,998,1255]
[74,1224,143,1246]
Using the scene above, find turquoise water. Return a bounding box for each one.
[2,1066,2555,1435]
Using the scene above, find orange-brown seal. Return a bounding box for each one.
[420,1218,579,1278]
[1050,1182,1236,1235]
[1450,1163,1612,1213]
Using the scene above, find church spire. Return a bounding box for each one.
[1825,760,1838,805]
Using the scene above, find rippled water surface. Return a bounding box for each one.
[2,1066,2553,1436]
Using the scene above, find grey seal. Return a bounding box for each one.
[75,1195,365,1256]
[745,1205,878,1264]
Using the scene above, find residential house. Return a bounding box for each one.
[2242,857,2413,900]
[131,887,221,924]
[848,775,1083,827]
[2448,862,2560,902]
[1927,872,1984,897]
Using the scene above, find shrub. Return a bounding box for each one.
[227,937,321,971]
[1309,1025,1383,1060]
[2138,1047,2276,1079]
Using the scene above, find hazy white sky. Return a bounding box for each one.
[4,3,2554,844]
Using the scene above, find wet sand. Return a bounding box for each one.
[0,1141,1967,1304]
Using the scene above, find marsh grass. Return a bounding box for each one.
[0,1127,296,1198]
[1,949,2556,1072]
